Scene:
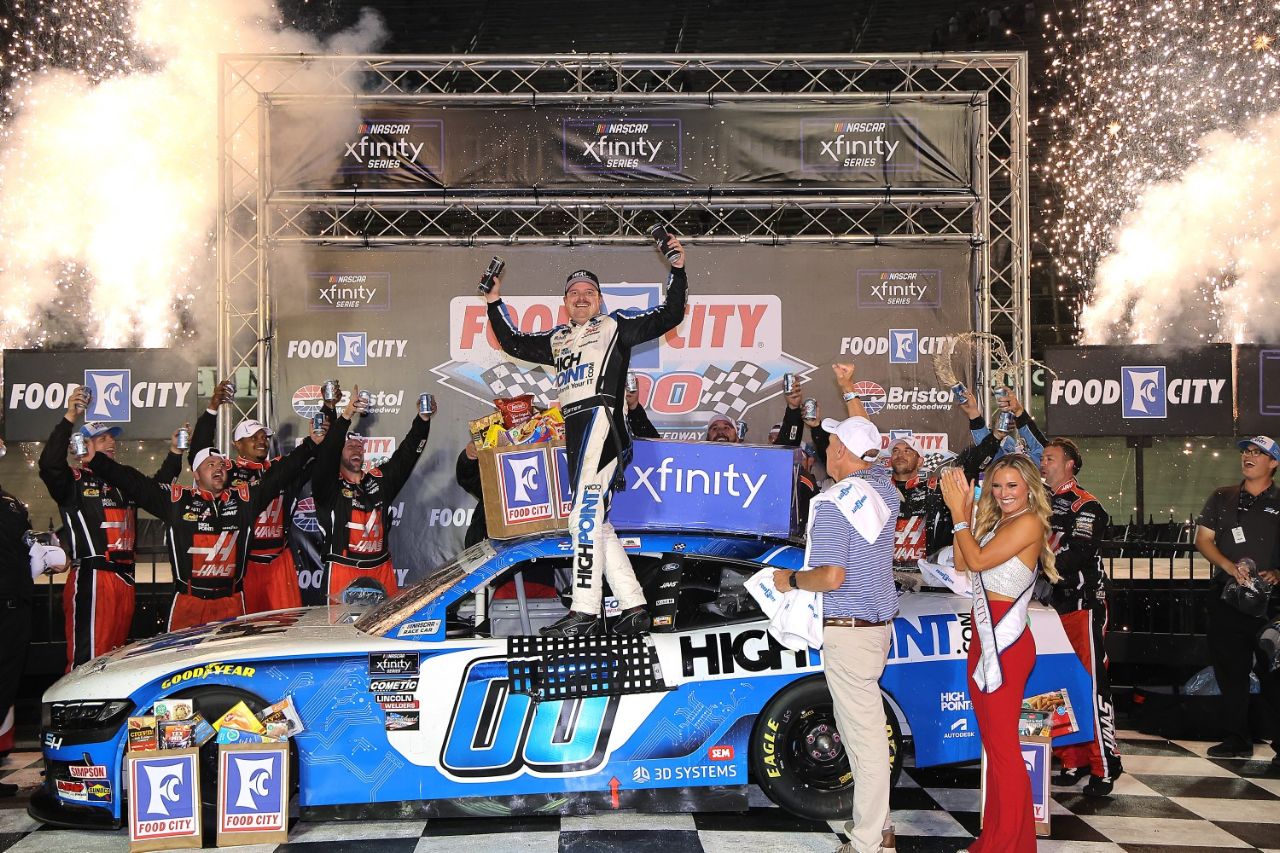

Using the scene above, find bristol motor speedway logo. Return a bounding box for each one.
[341,118,444,176]
[801,118,920,171]
[306,273,391,311]
[292,384,405,419]
[1047,367,1226,419]
[856,270,942,308]
[563,118,682,173]
[850,380,955,416]
[436,291,814,438]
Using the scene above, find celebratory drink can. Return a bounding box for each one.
[70,434,88,458]
[175,427,189,451]
[357,389,372,406]
[80,387,92,411]
[625,372,639,393]
[648,224,680,262]
[417,393,436,416]
[477,256,505,294]
[950,382,967,403]
[782,373,797,394]
[223,378,237,398]
[312,412,326,433]
[996,410,1016,433]
[802,398,818,421]
[735,421,748,442]
[322,380,340,404]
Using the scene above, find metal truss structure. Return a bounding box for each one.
[218,54,1029,431]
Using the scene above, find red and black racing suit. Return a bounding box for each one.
[311,414,430,605]
[189,411,309,615]
[892,474,954,570]
[39,418,183,670]
[1049,479,1122,781]
[87,440,316,631]
[487,266,688,615]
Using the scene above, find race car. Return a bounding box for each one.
[31,530,1094,829]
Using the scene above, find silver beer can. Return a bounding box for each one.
[81,387,93,410]
[175,427,189,451]
[223,378,237,398]
[735,421,748,441]
[802,398,818,421]
[357,389,372,406]
[312,412,327,433]
[625,372,639,393]
[418,393,436,416]
[782,373,798,394]
[322,380,340,404]
[70,433,88,457]
[996,410,1016,433]
[950,382,967,403]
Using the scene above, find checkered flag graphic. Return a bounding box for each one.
[483,363,556,408]
[699,360,770,418]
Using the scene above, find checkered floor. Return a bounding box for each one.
[3,729,1280,851]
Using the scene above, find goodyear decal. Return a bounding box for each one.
[160,663,257,690]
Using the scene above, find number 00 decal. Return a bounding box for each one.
[440,657,619,778]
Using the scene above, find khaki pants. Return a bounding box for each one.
[824,623,893,853]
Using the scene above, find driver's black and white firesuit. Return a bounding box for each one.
[487,267,688,617]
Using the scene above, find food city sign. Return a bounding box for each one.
[1044,345,1233,436]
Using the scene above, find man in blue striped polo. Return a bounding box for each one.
[774,411,899,853]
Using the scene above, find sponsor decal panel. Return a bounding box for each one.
[397,620,440,637]
[306,272,391,311]
[341,118,444,177]
[69,764,109,780]
[856,270,942,308]
[563,118,683,173]
[801,117,921,172]
[369,652,420,676]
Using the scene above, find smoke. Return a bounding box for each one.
[0,0,385,348]
[1080,111,1280,345]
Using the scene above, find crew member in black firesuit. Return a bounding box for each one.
[39,386,185,670]
[312,386,432,605]
[888,434,953,589]
[87,432,319,631]
[1040,437,1122,796]
[485,237,688,637]
[189,378,314,615]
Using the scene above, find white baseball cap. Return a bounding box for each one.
[821,416,882,459]
[889,435,925,458]
[233,419,272,442]
[192,448,227,472]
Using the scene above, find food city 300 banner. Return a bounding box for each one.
[273,244,974,594]
[270,101,973,190]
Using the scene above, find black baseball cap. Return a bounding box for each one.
[565,270,601,293]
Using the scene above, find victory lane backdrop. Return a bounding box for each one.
[272,244,974,585]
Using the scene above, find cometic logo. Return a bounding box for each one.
[307,272,391,311]
[856,270,942,308]
[801,117,919,171]
[563,117,682,172]
[285,335,407,365]
[230,756,275,810]
[341,118,443,175]
[85,370,130,421]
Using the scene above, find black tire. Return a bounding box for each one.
[749,675,903,821]
[170,686,270,814]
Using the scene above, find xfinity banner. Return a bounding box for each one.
[270,101,972,191]
[1044,345,1232,436]
[3,348,198,440]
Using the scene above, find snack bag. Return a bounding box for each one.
[159,720,195,750]
[212,701,265,734]
[494,395,535,428]
[127,716,158,752]
[190,712,216,747]
[469,412,504,449]
[152,699,194,723]
[257,696,306,738]
[214,726,277,746]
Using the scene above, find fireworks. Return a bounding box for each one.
[1040,0,1280,344]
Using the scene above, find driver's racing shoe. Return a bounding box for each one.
[611,606,651,635]
[540,610,603,637]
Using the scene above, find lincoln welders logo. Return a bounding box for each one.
[341,118,444,177]
[436,289,814,440]
[563,118,682,173]
[801,117,920,172]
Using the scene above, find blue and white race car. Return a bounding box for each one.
[31,530,1094,828]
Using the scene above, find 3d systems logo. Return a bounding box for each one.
[1121,366,1167,418]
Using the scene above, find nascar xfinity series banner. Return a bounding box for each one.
[269,101,973,191]
[1235,345,1280,437]
[271,243,973,586]
[1044,344,1233,437]
[3,348,199,441]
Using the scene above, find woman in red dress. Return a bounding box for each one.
[941,454,1058,853]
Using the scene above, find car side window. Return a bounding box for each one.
[674,559,765,631]
[445,558,570,638]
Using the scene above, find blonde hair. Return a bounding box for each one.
[973,454,1059,583]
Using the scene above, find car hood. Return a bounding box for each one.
[45,606,425,703]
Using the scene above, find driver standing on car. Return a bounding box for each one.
[483,236,688,637]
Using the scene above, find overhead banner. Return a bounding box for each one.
[269,101,973,191]
[273,244,974,584]
[1235,345,1280,437]
[3,348,199,441]
[1044,345,1232,437]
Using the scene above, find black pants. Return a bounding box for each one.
[0,601,31,732]
[1208,595,1280,749]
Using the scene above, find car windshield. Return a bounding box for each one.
[354,540,498,635]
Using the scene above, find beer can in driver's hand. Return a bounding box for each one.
[995,410,1016,433]
[950,382,967,404]
[312,412,326,434]
[802,398,818,421]
[417,393,436,416]
[223,378,237,398]
[357,389,372,406]
[735,421,749,442]
[175,427,190,451]
[321,379,340,404]
[625,372,639,393]
[78,386,92,412]
[70,433,88,458]
[782,373,798,394]
[477,256,505,294]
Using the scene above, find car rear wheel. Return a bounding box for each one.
[749,676,903,821]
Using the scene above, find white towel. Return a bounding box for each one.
[814,475,892,545]
[918,547,972,597]
[745,567,824,652]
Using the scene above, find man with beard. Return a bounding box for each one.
[189,379,314,614]
[705,413,742,443]
[311,387,433,605]
[40,386,185,669]
[87,435,319,631]
[888,435,953,587]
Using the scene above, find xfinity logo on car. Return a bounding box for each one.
[630,457,768,509]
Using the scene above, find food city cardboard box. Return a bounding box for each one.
[126,747,202,851]
[980,734,1052,838]
[479,438,797,540]
[216,740,290,847]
